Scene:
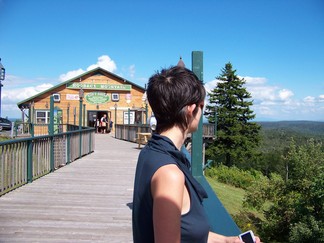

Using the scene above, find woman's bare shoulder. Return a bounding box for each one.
[151,164,184,196]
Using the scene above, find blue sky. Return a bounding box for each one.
[0,0,323,121]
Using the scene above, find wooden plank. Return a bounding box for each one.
[0,133,139,242]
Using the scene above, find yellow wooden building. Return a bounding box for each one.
[17,67,151,130]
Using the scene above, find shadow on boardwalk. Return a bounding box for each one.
[0,134,140,243]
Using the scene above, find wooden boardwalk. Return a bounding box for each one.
[0,133,140,243]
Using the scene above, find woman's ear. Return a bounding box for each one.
[187,104,197,117]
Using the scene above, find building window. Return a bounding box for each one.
[36,110,50,124]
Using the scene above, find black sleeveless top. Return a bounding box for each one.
[132,134,210,243]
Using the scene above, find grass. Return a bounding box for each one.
[206,176,265,233]
[206,176,246,215]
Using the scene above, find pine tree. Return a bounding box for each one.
[204,63,261,168]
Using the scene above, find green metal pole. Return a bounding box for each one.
[191,51,204,177]
[49,95,54,172]
[79,98,83,157]
[190,52,241,235]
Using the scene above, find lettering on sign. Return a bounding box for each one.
[85,92,110,104]
[66,82,131,91]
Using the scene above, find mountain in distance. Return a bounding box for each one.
[257,120,324,137]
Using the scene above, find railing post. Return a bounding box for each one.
[67,105,70,124]
[190,52,241,235]
[27,139,33,183]
[89,131,92,153]
[66,133,71,164]
[83,104,86,127]
[49,95,55,172]
[28,105,34,137]
[73,107,76,125]
[191,51,204,177]
[79,98,83,157]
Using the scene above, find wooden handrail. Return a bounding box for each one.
[0,126,95,196]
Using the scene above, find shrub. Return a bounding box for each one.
[205,165,260,190]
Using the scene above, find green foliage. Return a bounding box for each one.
[204,63,261,168]
[257,121,324,178]
[243,173,283,211]
[205,165,264,190]
[232,210,262,234]
[289,215,324,243]
[242,139,324,242]
[206,176,264,236]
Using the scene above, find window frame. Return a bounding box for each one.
[35,110,50,124]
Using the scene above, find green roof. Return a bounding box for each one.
[17,67,145,107]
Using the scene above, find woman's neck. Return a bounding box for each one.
[160,126,187,150]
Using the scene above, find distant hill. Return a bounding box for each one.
[253,121,324,155]
[257,121,324,137]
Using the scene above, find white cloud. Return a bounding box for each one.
[303,96,316,103]
[204,76,324,121]
[204,79,220,93]
[205,76,294,103]
[2,83,54,103]
[248,85,278,101]
[59,55,117,82]
[278,89,294,100]
[2,55,123,118]
[241,76,267,85]
[1,83,54,118]
[59,68,84,82]
[87,55,117,72]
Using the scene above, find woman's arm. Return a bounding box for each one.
[151,164,185,243]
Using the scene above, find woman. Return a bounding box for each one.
[100,114,108,133]
[132,66,261,243]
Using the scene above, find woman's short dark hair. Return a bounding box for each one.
[147,66,206,134]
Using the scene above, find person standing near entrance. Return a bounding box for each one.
[100,114,108,133]
[132,66,261,243]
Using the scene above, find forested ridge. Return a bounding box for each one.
[258,120,324,138]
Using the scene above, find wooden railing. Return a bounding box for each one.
[115,123,216,142]
[115,124,151,142]
[0,126,95,196]
[11,122,79,137]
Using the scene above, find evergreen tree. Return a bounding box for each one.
[204,63,261,168]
